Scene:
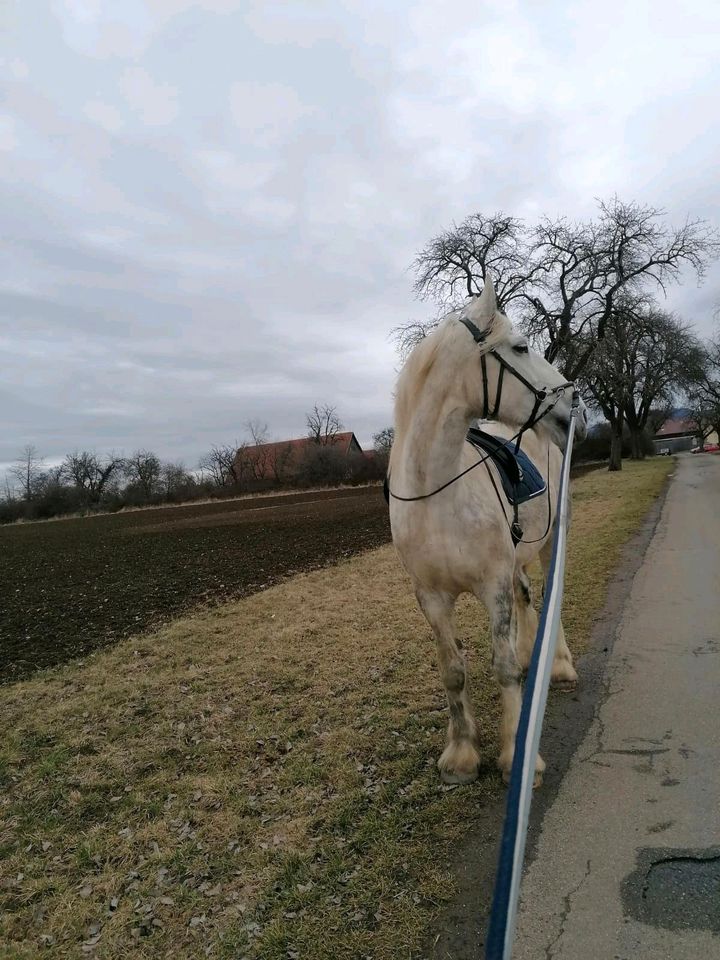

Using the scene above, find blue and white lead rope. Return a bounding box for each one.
[485,401,579,960]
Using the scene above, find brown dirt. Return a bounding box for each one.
[0,486,390,684]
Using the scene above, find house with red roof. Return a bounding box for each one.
[231,431,364,485]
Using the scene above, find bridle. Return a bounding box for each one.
[457,315,575,438]
[386,312,576,513]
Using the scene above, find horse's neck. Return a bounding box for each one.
[520,423,558,476]
[394,394,471,495]
[394,394,558,496]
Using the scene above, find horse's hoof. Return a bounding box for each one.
[551,659,578,692]
[438,740,480,785]
[499,754,545,788]
[500,767,544,788]
[439,766,479,785]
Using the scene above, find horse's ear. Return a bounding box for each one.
[466,276,497,331]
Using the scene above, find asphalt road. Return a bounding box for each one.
[513,453,720,959]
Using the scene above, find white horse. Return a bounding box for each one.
[388,278,587,787]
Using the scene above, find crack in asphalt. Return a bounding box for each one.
[544,859,592,960]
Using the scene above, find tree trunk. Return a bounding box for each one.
[609,422,623,471]
[628,427,645,460]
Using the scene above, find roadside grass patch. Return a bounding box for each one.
[0,459,670,958]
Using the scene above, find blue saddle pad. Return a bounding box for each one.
[466,427,547,505]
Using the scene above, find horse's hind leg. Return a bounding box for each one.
[479,576,545,787]
[539,539,578,691]
[415,587,480,785]
[514,566,538,672]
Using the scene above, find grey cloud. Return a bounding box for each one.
[2,1,720,478]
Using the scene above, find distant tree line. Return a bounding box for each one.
[397,197,720,471]
[0,403,395,524]
[2,447,200,523]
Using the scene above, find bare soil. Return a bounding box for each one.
[0,486,390,683]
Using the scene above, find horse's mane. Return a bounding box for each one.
[394,310,512,439]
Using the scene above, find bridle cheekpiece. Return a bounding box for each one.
[456,314,573,438]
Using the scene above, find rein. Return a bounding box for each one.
[386,313,575,537]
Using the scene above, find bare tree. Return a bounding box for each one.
[63,451,123,505]
[3,475,16,503]
[577,315,629,472]
[242,420,271,481]
[162,461,195,498]
[412,213,532,309]
[267,443,293,484]
[373,427,394,454]
[390,318,441,363]
[525,199,719,374]
[687,324,720,446]
[401,199,719,375]
[124,450,162,499]
[241,422,295,484]
[306,403,343,446]
[578,300,703,469]
[691,403,720,447]
[245,419,269,446]
[372,426,395,473]
[621,310,703,458]
[44,463,66,486]
[197,444,240,488]
[230,449,263,484]
[9,444,44,501]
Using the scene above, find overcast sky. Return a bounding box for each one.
[3,0,720,475]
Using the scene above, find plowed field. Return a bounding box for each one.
[1,486,390,683]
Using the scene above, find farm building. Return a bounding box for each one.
[652,417,701,454]
[231,431,365,486]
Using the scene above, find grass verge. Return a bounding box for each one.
[0,459,671,959]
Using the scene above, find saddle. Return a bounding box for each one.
[382,426,546,508]
[465,426,547,506]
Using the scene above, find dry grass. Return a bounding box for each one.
[0,459,671,959]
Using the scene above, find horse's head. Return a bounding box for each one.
[457,278,588,446]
